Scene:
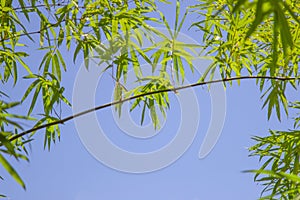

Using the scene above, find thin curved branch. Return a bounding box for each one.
[8,75,298,142]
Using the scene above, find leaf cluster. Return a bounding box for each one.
[0,0,299,198]
[248,127,300,199]
[190,0,300,119]
[0,99,33,192]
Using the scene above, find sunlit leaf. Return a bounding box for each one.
[0,153,25,189]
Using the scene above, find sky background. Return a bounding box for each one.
[1,1,299,200]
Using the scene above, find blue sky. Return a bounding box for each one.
[1,1,299,199]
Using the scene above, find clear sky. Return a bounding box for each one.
[1,1,299,200]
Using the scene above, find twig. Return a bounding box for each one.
[8,75,298,142]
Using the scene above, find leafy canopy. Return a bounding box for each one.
[0,0,299,199]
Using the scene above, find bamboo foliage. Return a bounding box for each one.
[0,0,299,198]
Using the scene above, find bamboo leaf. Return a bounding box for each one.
[0,153,25,189]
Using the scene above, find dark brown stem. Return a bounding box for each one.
[8,75,298,142]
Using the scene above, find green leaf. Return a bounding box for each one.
[0,133,16,157]
[27,83,42,116]
[174,0,180,33]
[149,99,159,129]
[83,43,90,69]
[0,153,25,189]
[22,79,40,102]
[53,53,61,81]
[57,27,64,47]
[175,10,188,38]
[140,101,147,125]
[56,50,66,71]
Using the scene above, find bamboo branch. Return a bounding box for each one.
[8,75,298,142]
